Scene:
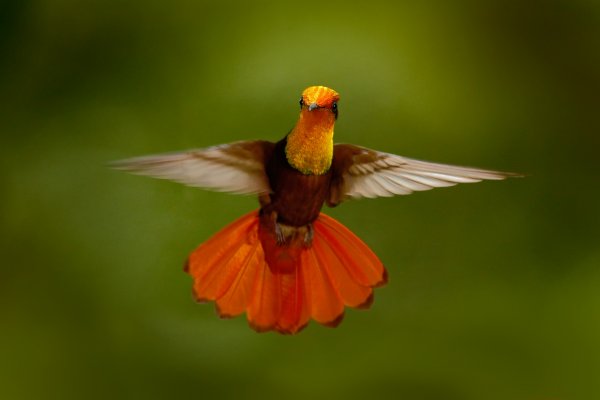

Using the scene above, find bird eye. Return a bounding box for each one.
[332,101,338,118]
[299,97,304,108]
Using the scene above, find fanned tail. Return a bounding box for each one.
[185,210,387,334]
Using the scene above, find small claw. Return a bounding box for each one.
[304,224,314,246]
[275,223,286,245]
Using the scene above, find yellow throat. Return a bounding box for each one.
[285,109,335,175]
[285,85,339,175]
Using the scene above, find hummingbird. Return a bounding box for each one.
[113,85,518,334]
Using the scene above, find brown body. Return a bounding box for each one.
[262,138,332,227]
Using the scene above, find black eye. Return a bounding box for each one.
[299,97,304,108]
[332,101,338,118]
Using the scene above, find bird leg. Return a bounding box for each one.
[303,223,314,247]
[275,222,286,245]
[274,222,315,247]
[259,208,314,247]
[260,209,287,245]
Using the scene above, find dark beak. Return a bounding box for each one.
[308,102,319,111]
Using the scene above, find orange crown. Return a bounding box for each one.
[301,86,340,108]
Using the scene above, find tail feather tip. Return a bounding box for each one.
[321,312,345,328]
[355,291,375,310]
[374,267,389,288]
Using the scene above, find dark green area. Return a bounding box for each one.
[1,1,599,399]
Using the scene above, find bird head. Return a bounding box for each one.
[286,86,339,175]
[299,86,340,119]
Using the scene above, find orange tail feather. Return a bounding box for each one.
[185,210,387,334]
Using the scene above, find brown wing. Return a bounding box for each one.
[328,144,520,206]
[112,140,275,195]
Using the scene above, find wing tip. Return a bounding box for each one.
[108,154,171,171]
[502,171,526,179]
[107,158,135,171]
[471,169,524,180]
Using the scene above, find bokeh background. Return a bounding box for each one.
[1,1,599,399]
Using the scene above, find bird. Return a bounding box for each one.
[113,85,519,334]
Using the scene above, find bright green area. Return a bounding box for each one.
[1,1,599,399]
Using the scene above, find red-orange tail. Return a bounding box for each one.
[185,210,388,334]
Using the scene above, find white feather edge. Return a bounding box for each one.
[343,151,517,200]
[111,146,271,195]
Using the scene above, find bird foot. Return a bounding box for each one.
[275,223,286,245]
[273,222,313,247]
[303,224,313,247]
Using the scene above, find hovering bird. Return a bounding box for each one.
[114,85,517,334]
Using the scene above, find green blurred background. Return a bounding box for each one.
[1,1,599,399]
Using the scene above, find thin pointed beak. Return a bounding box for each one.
[308,102,319,111]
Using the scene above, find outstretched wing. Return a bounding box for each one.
[328,144,520,206]
[112,140,275,195]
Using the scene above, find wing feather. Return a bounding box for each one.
[329,144,520,205]
[112,140,275,195]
